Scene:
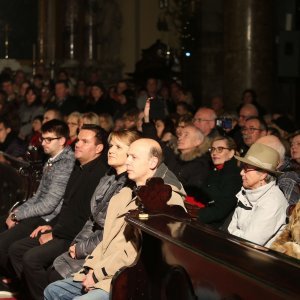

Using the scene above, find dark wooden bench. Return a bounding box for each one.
[111,212,300,300]
[0,153,43,216]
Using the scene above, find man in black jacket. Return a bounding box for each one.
[6,125,108,300]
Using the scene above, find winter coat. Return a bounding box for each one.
[197,158,242,228]
[53,170,128,278]
[228,181,288,247]
[14,146,75,221]
[164,141,210,198]
[73,163,186,292]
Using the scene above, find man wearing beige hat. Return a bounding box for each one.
[227,143,288,247]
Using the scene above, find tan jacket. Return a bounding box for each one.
[73,184,186,292]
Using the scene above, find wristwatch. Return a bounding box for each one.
[10,213,18,222]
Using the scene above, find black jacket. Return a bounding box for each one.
[197,158,242,228]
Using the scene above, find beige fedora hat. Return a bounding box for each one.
[234,143,283,175]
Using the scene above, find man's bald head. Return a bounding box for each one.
[256,135,286,164]
[238,104,258,127]
[126,138,163,186]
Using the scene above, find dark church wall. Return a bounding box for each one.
[0,0,38,59]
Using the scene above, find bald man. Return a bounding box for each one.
[238,104,258,128]
[45,138,186,300]
[256,135,300,205]
[193,107,218,138]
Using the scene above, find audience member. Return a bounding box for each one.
[0,118,26,163]
[43,109,63,124]
[188,136,242,228]
[271,116,296,139]
[143,99,210,199]
[210,95,225,117]
[241,116,267,149]
[256,135,300,205]
[28,115,44,149]
[83,82,113,115]
[98,113,114,133]
[18,87,44,140]
[66,111,81,148]
[0,120,75,292]
[47,80,80,117]
[50,129,140,282]
[44,138,186,299]
[79,112,100,128]
[227,143,288,247]
[193,107,220,139]
[237,103,259,128]
[237,88,266,117]
[7,124,109,299]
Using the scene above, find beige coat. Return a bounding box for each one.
[73,184,186,292]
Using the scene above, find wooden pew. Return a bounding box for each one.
[0,151,43,215]
[111,212,300,300]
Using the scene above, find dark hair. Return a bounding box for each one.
[0,117,11,129]
[41,119,70,141]
[25,86,40,105]
[81,124,108,148]
[55,80,69,89]
[211,135,237,152]
[149,144,164,166]
[245,116,268,131]
[242,89,257,102]
[33,115,44,123]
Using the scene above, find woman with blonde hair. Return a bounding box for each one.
[66,112,81,148]
[47,129,141,283]
[79,112,100,129]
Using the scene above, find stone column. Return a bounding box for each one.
[84,0,96,66]
[63,0,79,66]
[46,0,56,64]
[38,0,47,64]
[224,0,274,110]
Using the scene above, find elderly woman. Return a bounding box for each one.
[194,136,242,228]
[66,111,81,148]
[227,143,288,247]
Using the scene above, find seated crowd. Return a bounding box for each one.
[0,69,299,299]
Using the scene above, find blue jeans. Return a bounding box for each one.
[44,277,109,300]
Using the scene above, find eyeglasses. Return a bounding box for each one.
[241,163,261,173]
[209,147,230,153]
[39,137,61,144]
[241,127,263,134]
[193,118,215,123]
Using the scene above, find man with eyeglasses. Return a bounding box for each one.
[241,117,267,149]
[193,107,220,139]
[231,104,259,156]
[0,119,75,294]
[5,124,108,299]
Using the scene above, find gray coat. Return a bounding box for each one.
[53,170,128,278]
[14,146,75,221]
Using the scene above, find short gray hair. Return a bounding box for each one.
[265,173,276,183]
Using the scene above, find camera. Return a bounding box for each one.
[216,118,233,130]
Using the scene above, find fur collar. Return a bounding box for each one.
[176,137,210,162]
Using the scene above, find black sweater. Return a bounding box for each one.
[52,155,108,240]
